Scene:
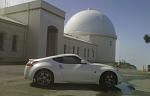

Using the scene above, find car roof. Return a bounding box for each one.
[50,54,79,58]
[35,54,79,61]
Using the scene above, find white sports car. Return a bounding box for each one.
[24,54,122,87]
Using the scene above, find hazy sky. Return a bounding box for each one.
[2,0,150,69]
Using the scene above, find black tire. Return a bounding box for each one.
[34,69,54,87]
[99,71,118,88]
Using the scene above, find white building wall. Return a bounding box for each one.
[40,9,65,57]
[90,35,116,63]
[0,20,25,62]
[1,0,65,59]
[5,9,41,59]
[64,36,97,62]
[1,3,41,59]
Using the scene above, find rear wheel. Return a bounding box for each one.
[34,69,54,87]
[99,71,118,88]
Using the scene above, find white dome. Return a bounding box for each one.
[64,9,117,38]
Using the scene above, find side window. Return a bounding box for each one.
[63,56,81,64]
[53,57,63,63]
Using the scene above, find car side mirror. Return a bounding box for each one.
[81,60,87,64]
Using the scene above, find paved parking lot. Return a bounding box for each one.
[0,65,150,96]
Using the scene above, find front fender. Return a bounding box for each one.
[97,67,123,84]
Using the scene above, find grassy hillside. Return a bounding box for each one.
[114,62,137,69]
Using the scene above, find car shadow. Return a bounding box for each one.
[30,83,121,92]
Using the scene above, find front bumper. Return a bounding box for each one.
[116,70,123,85]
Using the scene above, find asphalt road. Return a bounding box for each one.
[0,65,150,96]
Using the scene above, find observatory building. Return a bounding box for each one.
[0,0,117,64]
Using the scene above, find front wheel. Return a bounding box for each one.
[34,69,54,87]
[99,71,118,88]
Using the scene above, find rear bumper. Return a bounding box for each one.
[24,66,32,80]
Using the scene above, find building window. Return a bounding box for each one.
[72,46,75,54]
[77,47,79,55]
[92,49,95,57]
[87,49,89,57]
[12,35,18,52]
[84,48,86,57]
[64,44,66,54]
[110,41,112,46]
[0,33,4,51]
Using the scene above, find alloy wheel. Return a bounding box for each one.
[100,71,117,88]
[35,70,52,86]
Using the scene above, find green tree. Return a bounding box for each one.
[144,34,150,43]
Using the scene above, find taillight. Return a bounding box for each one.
[26,63,33,67]
[26,60,38,67]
